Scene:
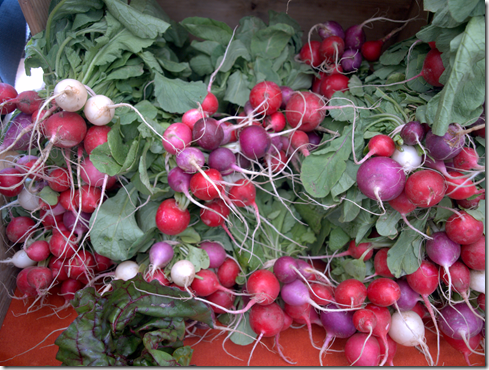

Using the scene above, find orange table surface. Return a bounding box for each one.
[0,287,485,367]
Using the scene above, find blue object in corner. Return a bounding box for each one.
[0,0,28,86]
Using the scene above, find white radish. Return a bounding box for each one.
[53,79,88,112]
[171,260,195,287]
[0,249,37,268]
[18,188,40,211]
[469,269,485,293]
[389,310,425,347]
[114,261,140,281]
[83,95,115,126]
[391,145,422,173]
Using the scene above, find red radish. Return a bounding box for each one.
[345,333,381,366]
[289,130,311,157]
[59,190,76,211]
[320,73,349,100]
[16,267,38,297]
[445,171,477,200]
[440,261,472,301]
[364,303,393,364]
[43,111,87,148]
[457,191,485,209]
[12,90,43,115]
[378,333,397,366]
[387,188,431,238]
[189,168,224,201]
[367,278,401,307]
[263,111,286,132]
[47,168,71,192]
[356,157,407,202]
[83,125,111,155]
[25,240,50,262]
[283,302,319,350]
[404,170,446,208]
[299,41,323,67]
[319,36,345,63]
[6,216,36,244]
[217,258,240,288]
[190,269,232,297]
[411,301,429,320]
[182,108,207,130]
[49,230,77,258]
[452,147,485,171]
[373,248,394,278]
[275,312,295,364]
[27,266,54,295]
[145,269,170,286]
[420,47,445,87]
[207,290,234,314]
[476,293,484,311]
[445,211,484,245]
[246,269,280,306]
[155,198,190,235]
[93,252,113,272]
[309,283,334,305]
[460,237,485,271]
[192,117,224,151]
[49,257,69,281]
[353,308,378,334]
[73,185,102,213]
[0,82,18,114]
[16,157,45,182]
[356,134,396,165]
[60,278,83,301]
[311,240,374,262]
[238,125,271,159]
[40,210,65,230]
[80,157,117,189]
[201,92,219,115]
[334,278,368,308]
[200,198,230,228]
[0,167,24,197]
[266,150,287,173]
[64,250,96,282]
[162,122,192,155]
[361,40,383,62]
[285,91,326,132]
[228,179,259,212]
[248,302,285,365]
[442,332,482,366]
[249,81,282,116]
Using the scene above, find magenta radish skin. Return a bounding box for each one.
[344,25,366,51]
[356,157,406,201]
[273,256,299,284]
[63,211,91,236]
[80,157,116,188]
[192,117,224,151]
[345,333,381,366]
[425,124,464,161]
[167,167,192,193]
[239,125,271,160]
[400,121,425,145]
[341,48,363,72]
[425,232,460,268]
[395,279,421,311]
[175,147,205,173]
[25,240,50,262]
[0,113,35,151]
[318,20,345,40]
[281,279,310,306]
[149,242,174,269]
[162,122,192,155]
[200,241,226,269]
[320,304,357,338]
[438,302,483,340]
[249,81,282,116]
[208,147,236,175]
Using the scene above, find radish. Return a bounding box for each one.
[356,157,407,203]
[43,111,88,148]
[373,248,395,278]
[53,79,88,112]
[284,302,320,350]
[93,252,113,273]
[207,290,234,314]
[273,256,299,284]
[64,250,96,283]
[248,302,285,365]
[148,242,174,275]
[445,210,484,245]
[320,73,349,100]
[217,258,240,288]
[395,278,421,311]
[199,241,226,269]
[425,231,461,289]
[27,266,54,295]
[452,147,485,171]
[83,95,115,126]
[6,216,36,244]
[299,41,323,67]
[289,130,311,157]
[263,111,286,133]
[0,168,24,197]
[201,92,219,115]
[155,198,190,235]
[49,230,77,258]
[170,259,195,287]
[404,169,446,208]
[340,49,362,72]
[145,269,170,286]
[190,268,235,297]
[18,187,41,211]
[80,157,117,189]
[73,185,102,213]
[182,108,207,130]
[400,121,426,146]
[457,191,485,209]
[0,82,18,114]
[62,211,90,240]
[190,169,224,201]
[279,86,294,109]
[439,302,484,342]
[419,47,445,87]
[378,333,397,366]
[318,304,356,365]
[192,117,224,151]
[246,269,280,306]
[238,125,271,159]
[364,303,393,366]
[444,171,478,200]
[25,240,50,262]
[344,333,381,366]
[319,36,345,63]
[285,91,326,132]
[249,81,282,116]
[208,147,241,176]
[59,278,84,303]
[49,257,69,282]
[16,267,38,297]
[318,20,345,40]
[334,278,368,308]
[47,168,71,193]
[367,278,401,307]
[460,237,485,271]
[10,90,43,115]
[114,260,140,281]
[425,124,465,161]
[389,311,433,365]
[443,332,483,366]
[476,293,485,311]
[469,270,485,294]
[391,145,422,173]
[353,308,378,335]
[83,125,111,155]
[162,122,192,155]
[356,134,396,165]
[0,113,36,153]
[0,249,37,268]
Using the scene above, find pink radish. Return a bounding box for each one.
[445,210,484,245]
[345,333,381,366]
[285,91,326,132]
[6,216,36,244]
[217,258,240,288]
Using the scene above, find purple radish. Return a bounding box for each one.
[400,121,426,146]
[439,302,484,341]
[175,147,205,173]
[273,256,299,284]
[425,124,465,161]
[239,125,271,160]
[148,242,174,275]
[168,167,193,193]
[199,241,226,269]
[341,49,363,72]
[318,20,345,40]
[192,117,224,151]
[0,113,36,152]
[396,278,421,311]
